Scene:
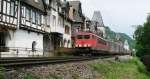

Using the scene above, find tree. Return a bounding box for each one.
[134,16,150,58]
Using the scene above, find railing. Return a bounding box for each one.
[0,46,45,57]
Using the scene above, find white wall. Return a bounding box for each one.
[63,20,72,48]
[50,1,59,33]
[14,30,43,49]
[2,29,44,57]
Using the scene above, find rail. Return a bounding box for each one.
[0,56,109,67]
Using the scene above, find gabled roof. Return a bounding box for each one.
[69,1,81,11]
[21,0,45,12]
[68,1,83,23]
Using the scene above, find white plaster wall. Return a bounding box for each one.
[50,8,59,33]
[15,30,43,49]
[63,34,72,48]
[3,29,44,57]
[63,21,72,48]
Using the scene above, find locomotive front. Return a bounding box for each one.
[75,32,95,54]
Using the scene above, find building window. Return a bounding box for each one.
[10,1,15,16]
[58,17,63,27]
[21,6,25,17]
[39,14,41,25]
[65,25,70,34]
[7,2,10,15]
[41,15,44,24]
[36,13,38,24]
[26,8,31,21]
[3,1,6,14]
[36,13,41,25]
[46,15,50,26]
[52,15,56,27]
[32,11,36,23]
[0,0,1,12]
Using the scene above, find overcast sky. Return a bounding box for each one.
[68,0,150,37]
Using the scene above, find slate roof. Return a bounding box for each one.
[21,0,45,12]
[69,1,80,11]
[68,1,83,23]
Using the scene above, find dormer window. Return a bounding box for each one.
[34,0,39,3]
[26,8,31,21]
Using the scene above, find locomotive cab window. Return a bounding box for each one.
[84,35,90,39]
[77,35,90,39]
[77,35,83,39]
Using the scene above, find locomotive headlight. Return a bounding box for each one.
[84,44,87,47]
[75,44,78,47]
[87,44,91,47]
[79,44,82,47]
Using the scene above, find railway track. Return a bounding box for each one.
[0,56,109,67]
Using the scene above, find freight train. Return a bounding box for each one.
[74,32,130,55]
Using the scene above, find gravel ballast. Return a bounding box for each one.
[2,59,106,79]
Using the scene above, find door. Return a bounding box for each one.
[0,32,6,52]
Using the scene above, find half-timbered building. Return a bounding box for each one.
[0,0,19,57]
[43,0,73,51]
[61,1,73,48]
[0,0,82,57]
[0,0,47,57]
[17,0,46,56]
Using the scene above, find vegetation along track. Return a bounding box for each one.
[0,56,110,68]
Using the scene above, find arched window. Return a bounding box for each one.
[67,40,70,48]
[65,25,70,34]
[63,39,67,47]
[32,41,37,52]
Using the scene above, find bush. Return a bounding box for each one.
[0,67,6,79]
[134,16,150,58]
[141,55,150,70]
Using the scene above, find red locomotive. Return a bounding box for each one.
[74,32,130,55]
[75,32,108,55]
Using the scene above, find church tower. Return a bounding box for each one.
[92,11,104,27]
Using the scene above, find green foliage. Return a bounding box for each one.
[23,74,39,79]
[105,26,135,50]
[91,58,150,79]
[0,67,6,79]
[117,33,135,50]
[134,16,150,57]
[0,72,5,79]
